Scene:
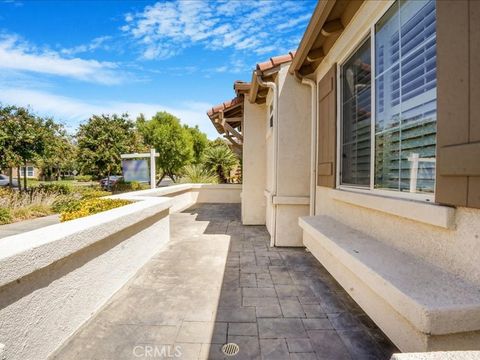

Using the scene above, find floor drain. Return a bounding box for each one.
[221,343,239,356]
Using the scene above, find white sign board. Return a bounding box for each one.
[122,159,149,183]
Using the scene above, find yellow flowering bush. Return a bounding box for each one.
[60,198,132,222]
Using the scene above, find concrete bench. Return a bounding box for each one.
[299,215,480,352]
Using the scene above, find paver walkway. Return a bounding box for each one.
[52,203,397,360]
[0,214,59,239]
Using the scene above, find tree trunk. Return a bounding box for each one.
[8,167,13,189]
[17,167,22,192]
[156,172,165,186]
[23,161,28,191]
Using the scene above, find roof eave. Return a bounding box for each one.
[288,0,337,76]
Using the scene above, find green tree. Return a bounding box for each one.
[37,119,77,180]
[203,141,239,183]
[137,111,193,182]
[76,114,141,180]
[0,105,46,190]
[184,125,209,164]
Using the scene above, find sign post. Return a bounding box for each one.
[150,148,156,189]
[121,148,159,189]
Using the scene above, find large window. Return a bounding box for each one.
[340,38,372,187]
[340,0,436,196]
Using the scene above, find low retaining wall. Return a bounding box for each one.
[0,183,241,360]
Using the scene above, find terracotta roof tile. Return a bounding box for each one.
[256,51,296,73]
[207,96,242,118]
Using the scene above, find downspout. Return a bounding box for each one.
[256,71,278,247]
[300,76,317,216]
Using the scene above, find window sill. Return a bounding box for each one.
[329,189,456,229]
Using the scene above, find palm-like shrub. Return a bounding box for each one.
[203,144,239,183]
[179,164,218,184]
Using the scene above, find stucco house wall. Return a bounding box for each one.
[310,0,480,287]
[263,65,311,246]
[297,0,480,352]
[242,101,267,225]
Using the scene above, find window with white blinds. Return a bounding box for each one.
[339,0,436,196]
[340,39,372,187]
[374,0,436,193]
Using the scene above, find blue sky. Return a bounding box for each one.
[0,0,315,138]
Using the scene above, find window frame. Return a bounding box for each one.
[335,0,435,203]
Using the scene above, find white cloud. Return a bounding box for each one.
[0,34,123,85]
[123,0,314,60]
[0,87,218,138]
[60,36,112,56]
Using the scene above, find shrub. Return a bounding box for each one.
[52,195,81,213]
[75,175,93,182]
[33,183,72,195]
[60,198,132,222]
[203,143,240,183]
[75,186,111,199]
[0,207,12,225]
[112,180,148,194]
[179,164,218,184]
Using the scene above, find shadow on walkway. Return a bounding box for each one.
[51,203,397,360]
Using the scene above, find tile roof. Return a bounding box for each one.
[256,51,296,73]
[207,96,243,118]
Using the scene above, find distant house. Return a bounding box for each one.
[3,163,40,180]
[209,0,480,353]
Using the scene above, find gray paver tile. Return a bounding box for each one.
[211,322,228,344]
[337,330,384,360]
[275,284,299,298]
[279,297,306,318]
[243,287,277,298]
[302,318,332,330]
[290,353,318,360]
[308,330,351,360]
[327,313,363,331]
[255,304,283,318]
[258,318,306,339]
[240,273,257,287]
[176,321,214,343]
[286,338,313,353]
[299,296,320,305]
[243,296,279,307]
[216,307,256,323]
[228,322,258,336]
[228,335,260,360]
[175,343,202,359]
[260,339,290,360]
[302,304,325,318]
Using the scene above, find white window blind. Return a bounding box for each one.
[374,0,436,193]
[340,39,372,186]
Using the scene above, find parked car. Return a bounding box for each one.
[0,174,18,188]
[99,175,122,190]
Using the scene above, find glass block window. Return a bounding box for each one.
[374,0,436,193]
[340,38,372,186]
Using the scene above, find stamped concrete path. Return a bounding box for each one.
[51,203,397,360]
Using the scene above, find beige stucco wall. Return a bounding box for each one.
[261,65,311,246]
[315,187,480,286]
[242,101,267,225]
[311,0,480,285]
[0,200,172,360]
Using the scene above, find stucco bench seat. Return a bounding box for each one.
[299,215,480,352]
